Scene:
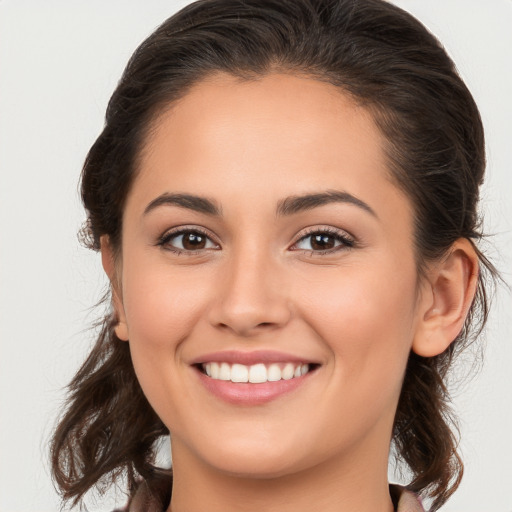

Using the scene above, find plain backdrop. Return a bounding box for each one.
[0,1,511,511]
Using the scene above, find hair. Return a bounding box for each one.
[50,0,499,510]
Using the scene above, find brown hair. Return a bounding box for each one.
[50,0,498,510]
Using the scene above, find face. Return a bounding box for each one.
[110,73,425,480]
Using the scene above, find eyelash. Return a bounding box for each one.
[156,226,355,255]
[291,227,355,255]
[157,227,219,255]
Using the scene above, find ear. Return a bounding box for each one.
[100,235,129,342]
[412,238,479,357]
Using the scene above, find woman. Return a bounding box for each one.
[50,1,498,511]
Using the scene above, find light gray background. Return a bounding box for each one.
[0,1,511,511]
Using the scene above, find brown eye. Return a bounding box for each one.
[293,229,354,253]
[310,234,336,250]
[159,229,218,252]
[182,232,207,250]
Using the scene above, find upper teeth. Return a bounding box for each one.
[202,362,310,383]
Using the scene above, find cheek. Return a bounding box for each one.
[121,258,210,355]
[298,259,418,385]
[119,258,214,426]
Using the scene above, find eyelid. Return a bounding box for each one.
[290,226,356,253]
[155,224,356,255]
[156,225,221,252]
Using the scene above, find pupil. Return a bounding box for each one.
[311,234,334,250]
[183,232,206,250]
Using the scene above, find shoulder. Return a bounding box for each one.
[391,484,425,512]
[117,473,172,512]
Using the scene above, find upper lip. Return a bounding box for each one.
[190,350,321,366]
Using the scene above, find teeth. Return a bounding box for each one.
[231,364,249,383]
[202,362,311,383]
[210,362,219,379]
[282,363,294,380]
[248,363,267,383]
[267,364,282,382]
[219,362,231,381]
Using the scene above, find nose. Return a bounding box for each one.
[208,246,291,337]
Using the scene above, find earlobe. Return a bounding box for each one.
[412,239,479,358]
[100,235,129,342]
[113,304,129,341]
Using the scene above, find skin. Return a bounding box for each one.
[102,72,478,512]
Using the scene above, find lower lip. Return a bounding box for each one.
[195,367,315,405]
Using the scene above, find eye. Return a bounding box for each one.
[158,228,219,253]
[292,228,354,253]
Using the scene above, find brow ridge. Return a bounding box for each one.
[144,189,375,219]
[144,193,222,216]
[276,190,376,217]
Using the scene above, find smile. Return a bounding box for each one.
[202,362,310,383]
[192,351,320,404]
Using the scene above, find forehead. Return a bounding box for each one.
[144,73,380,170]
[131,72,412,229]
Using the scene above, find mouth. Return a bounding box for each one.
[198,361,317,383]
[191,350,321,404]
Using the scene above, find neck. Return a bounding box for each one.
[167,435,394,512]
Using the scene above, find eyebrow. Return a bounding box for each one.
[276,190,377,218]
[143,189,376,219]
[144,193,222,216]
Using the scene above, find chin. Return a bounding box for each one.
[182,433,312,479]
[206,453,306,480]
